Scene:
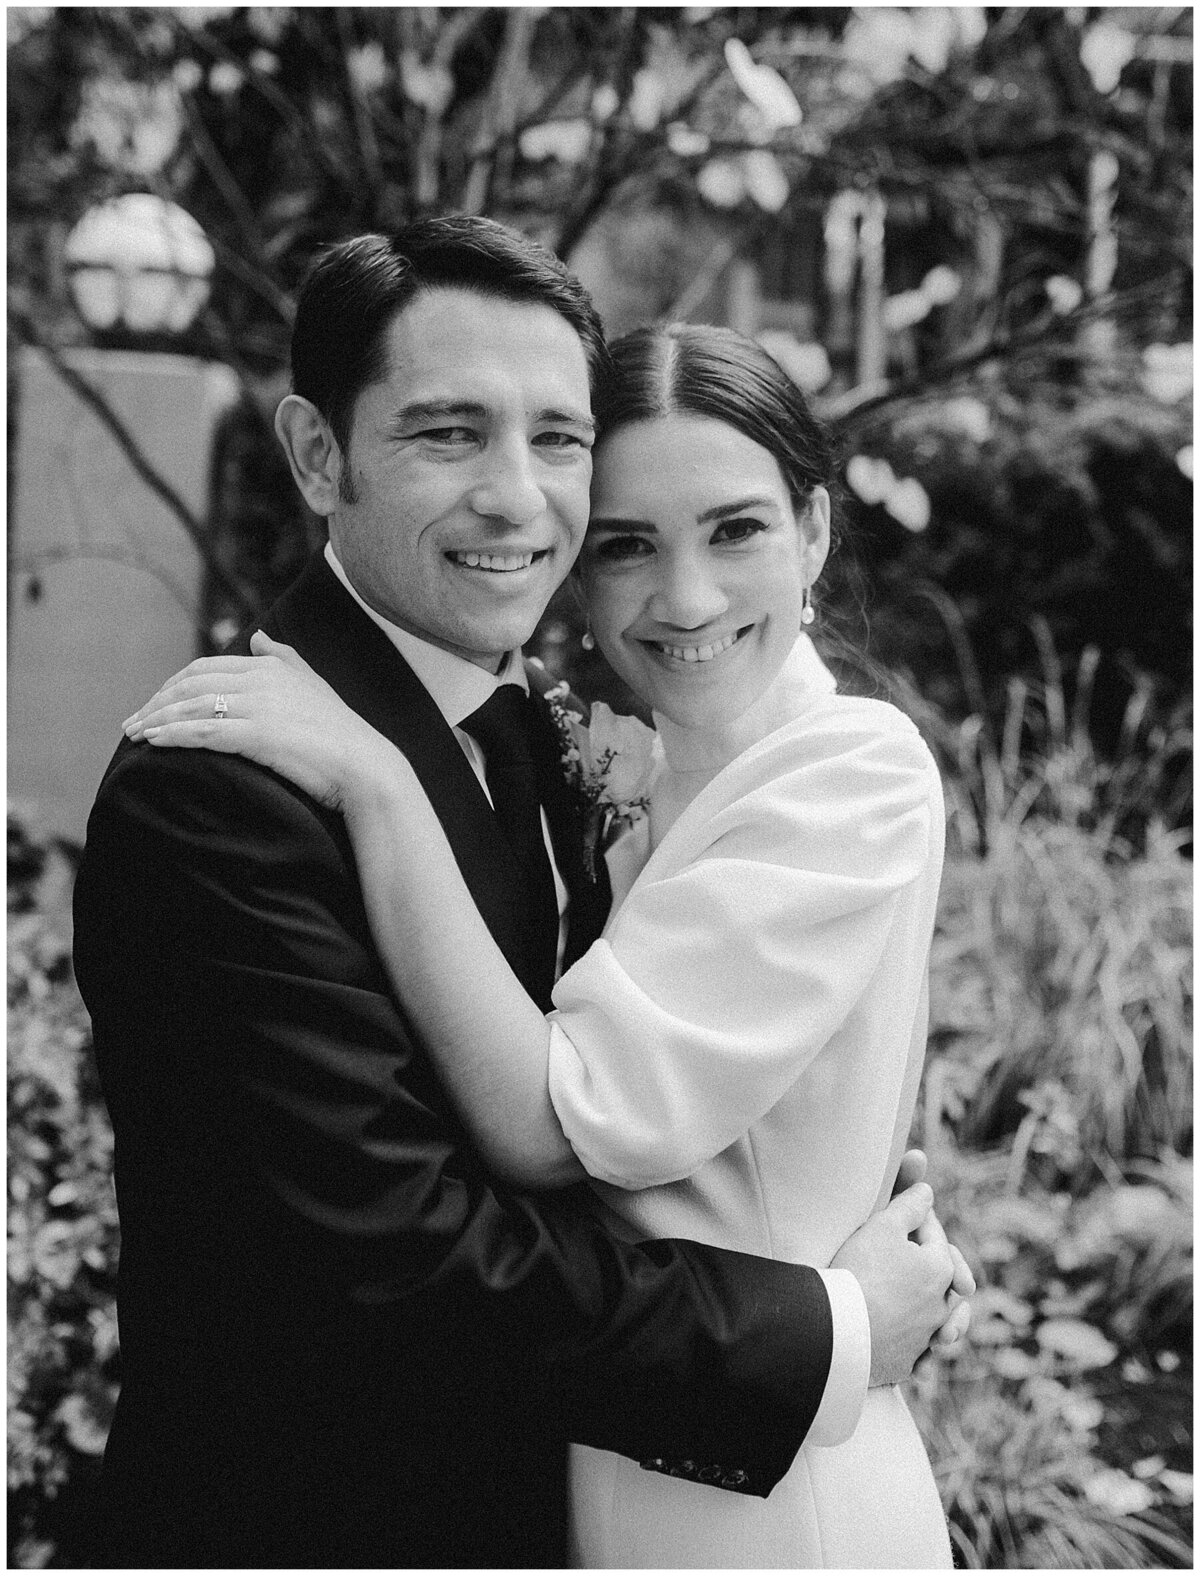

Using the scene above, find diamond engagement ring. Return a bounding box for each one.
[213,693,229,719]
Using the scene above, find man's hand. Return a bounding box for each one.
[831,1182,955,1386]
[892,1149,975,1348]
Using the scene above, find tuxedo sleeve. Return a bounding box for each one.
[73,743,834,1498]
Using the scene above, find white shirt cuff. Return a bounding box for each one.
[807,1267,871,1447]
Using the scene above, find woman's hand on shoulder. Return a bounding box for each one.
[123,631,399,812]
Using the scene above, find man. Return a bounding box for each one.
[74,216,963,1568]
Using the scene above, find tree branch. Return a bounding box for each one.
[15,544,200,626]
[409,8,478,212]
[10,308,255,620]
[336,7,386,205]
[460,8,541,215]
[821,280,1173,430]
[187,21,350,192]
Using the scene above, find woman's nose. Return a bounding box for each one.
[649,556,730,629]
[469,438,546,526]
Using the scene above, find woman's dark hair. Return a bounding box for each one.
[290,215,609,455]
[589,322,877,687]
[593,322,838,521]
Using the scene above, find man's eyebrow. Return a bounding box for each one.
[537,407,596,433]
[395,399,489,425]
[394,399,595,432]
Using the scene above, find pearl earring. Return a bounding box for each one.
[581,626,596,651]
[801,589,815,626]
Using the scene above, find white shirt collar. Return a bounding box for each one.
[323,541,526,729]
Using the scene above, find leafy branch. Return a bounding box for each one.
[9,306,256,621]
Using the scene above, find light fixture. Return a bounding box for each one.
[64,193,215,337]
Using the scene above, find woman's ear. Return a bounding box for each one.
[274,395,343,519]
[801,485,832,588]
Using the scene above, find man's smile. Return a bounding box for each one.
[447,548,551,573]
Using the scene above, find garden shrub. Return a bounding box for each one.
[909,787,1193,1568]
[8,812,119,1569]
[7,701,1193,1568]
[844,386,1192,766]
[908,1145,1193,1568]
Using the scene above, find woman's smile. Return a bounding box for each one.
[581,414,828,733]
[639,624,754,665]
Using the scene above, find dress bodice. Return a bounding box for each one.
[547,638,945,1267]
[550,638,954,1569]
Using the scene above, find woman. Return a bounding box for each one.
[125,324,961,1568]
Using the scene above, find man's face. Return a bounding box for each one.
[328,287,595,671]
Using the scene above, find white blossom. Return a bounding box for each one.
[587,704,659,806]
[628,68,664,131]
[742,149,789,212]
[757,333,831,394]
[207,61,244,97]
[846,454,896,507]
[667,123,710,158]
[697,158,746,209]
[724,38,802,133]
[1142,343,1193,405]
[1081,20,1137,95]
[519,120,591,164]
[347,42,389,96]
[1045,275,1083,315]
[1036,1317,1118,1370]
[921,264,962,305]
[1084,1469,1156,1517]
[885,477,931,533]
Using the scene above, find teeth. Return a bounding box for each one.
[656,630,742,663]
[453,551,536,572]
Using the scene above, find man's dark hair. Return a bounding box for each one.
[290,215,608,457]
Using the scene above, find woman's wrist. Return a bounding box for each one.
[340,737,417,822]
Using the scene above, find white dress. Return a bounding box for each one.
[546,637,952,1570]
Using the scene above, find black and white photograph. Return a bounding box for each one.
[8,7,1192,1568]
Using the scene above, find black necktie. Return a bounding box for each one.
[464,685,560,1003]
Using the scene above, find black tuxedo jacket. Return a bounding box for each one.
[73,552,834,1568]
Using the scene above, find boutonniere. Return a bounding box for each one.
[543,682,658,880]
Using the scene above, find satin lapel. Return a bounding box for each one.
[259,554,542,993]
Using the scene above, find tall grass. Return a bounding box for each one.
[908,1145,1192,1568]
[924,819,1191,1170]
[899,592,1192,857]
[891,615,1193,1566]
[893,604,1192,1175]
[7,615,1193,1566]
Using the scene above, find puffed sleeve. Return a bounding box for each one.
[547,702,941,1189]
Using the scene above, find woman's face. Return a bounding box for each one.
[578,414,829,730]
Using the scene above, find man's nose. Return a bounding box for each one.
[468,437,546,527]
[650,556,730,629]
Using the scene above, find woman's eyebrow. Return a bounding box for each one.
[588,517,657,533]
[697,494,779,523]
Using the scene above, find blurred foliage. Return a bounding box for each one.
[908,628,1192,1165]
[6,5,1194,1565]
[909,1150,1192,1568]
[8,682,1193,1562]
[8,814,117,1570]
[831,378,1191,766]
[900,665,1194,1566]
[7,5,1193,656]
